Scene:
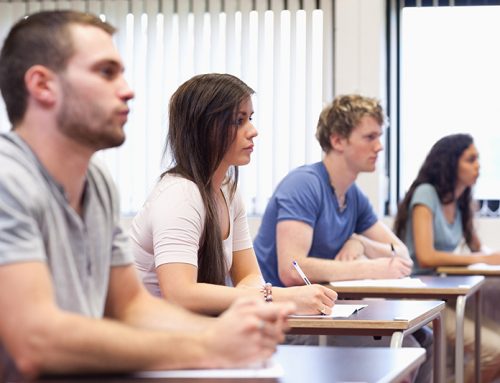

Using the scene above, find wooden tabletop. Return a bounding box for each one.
[329,275,484,299]
[438,265,500,276]
[34,346,426,383]
[288,299,444,336]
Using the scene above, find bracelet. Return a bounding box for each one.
[261,282,273,303]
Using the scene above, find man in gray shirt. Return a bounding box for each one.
[0,10,292,380]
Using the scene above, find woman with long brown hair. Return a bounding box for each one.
[130,73,336,316]
[394,133,500,271]
[394,133,500,382]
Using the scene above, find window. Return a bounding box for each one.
[0,0,334,216]
[390,0,500,216]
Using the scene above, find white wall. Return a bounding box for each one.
[335,0,387,216]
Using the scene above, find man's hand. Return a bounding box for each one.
[368,257,413,279]
[335,238,365,261]
[201,298,295,368]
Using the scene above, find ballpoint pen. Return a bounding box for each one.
[292,260,312,285]
[293,260,330,316]
[390,243,396,258]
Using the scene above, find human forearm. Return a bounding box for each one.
[282,256,411,283]
[280,256,370,283]
[11,300,292,378]
[114,289,213,331]
[417,249,499,268]
[353,234,410,260]
[7,308,212,378]
[106,266,213,329]
[164,282,266,316]
[235,273,265,288]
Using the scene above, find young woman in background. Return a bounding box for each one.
[130,73,336,316]
[394,133,500,382]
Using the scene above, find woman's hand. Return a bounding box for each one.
[479,253,500,265]
[277,284,337,315]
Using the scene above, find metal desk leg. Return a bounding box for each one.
[318,335,327,346]
[433,312,445,383]
[475,290,481,383]
[390,331,404,348]
[456,296,466,383]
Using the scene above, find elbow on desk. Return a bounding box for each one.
[278,267,303,287]
[13,351,44,379]
[7,331,50,379]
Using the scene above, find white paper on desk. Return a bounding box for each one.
[330,277,426,288]
[289,304,367,319]
[467,263,500,271]
[134,358,284,378]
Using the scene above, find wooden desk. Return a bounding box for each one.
[438,265,500,276]
[330,275,484,383]
[288,299,445,383]
[34,345,426,383]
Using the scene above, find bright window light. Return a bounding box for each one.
[401,6,500,200]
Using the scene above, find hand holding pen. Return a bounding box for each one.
[291,260,337,315]
[292,260,311,285]
[390,243,396,262]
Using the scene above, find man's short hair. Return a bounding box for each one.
[315,94,386,153]
[0,10,115,125]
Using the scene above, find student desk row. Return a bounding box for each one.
[289,299,445,383]
[34,346,426,383]
[436,266,500,382]
[328,275,485,383]
[31,269,493,383]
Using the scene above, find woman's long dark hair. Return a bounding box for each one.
[394,134,475,248]
[163,73,254,285]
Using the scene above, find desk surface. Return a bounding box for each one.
[36,346,426,383]
[330,275,484,299]
[288,299,444,336]
[437,265,500,276]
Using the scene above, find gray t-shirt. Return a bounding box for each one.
[405,183,462,275]
[0,132,133,376]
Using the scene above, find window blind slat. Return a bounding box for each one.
[0,0,333,215]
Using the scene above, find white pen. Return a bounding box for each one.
[292,260,312,285]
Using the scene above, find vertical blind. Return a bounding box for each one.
[0,0,334,215]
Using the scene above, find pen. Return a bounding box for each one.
[390,243,396,258]
[292,260,312,285]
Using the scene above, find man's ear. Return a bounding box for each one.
[24,65,57,106]
[329,133,346,152]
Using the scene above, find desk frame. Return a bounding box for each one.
[289,299,445,383]
[329,275,484,383]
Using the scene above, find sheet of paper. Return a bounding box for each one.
[330,277,426,288]
[289,303,367,319]
[467,263,500,271]
[135,358,283,378]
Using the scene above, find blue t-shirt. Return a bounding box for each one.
[405,183,463,275]
[254,162,378,286]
